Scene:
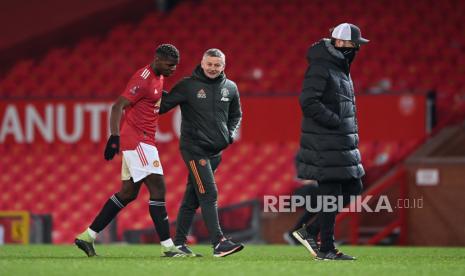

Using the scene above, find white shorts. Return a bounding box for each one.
[121,142,163,182]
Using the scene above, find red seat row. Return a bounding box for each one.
[0,139,416,243]
[0,0,464,109]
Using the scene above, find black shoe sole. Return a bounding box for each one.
[75,239,97,257]
[162,252,187,257]
[315,258,356,261]
[176,248,203,257]
[213,244,244,257]
[314,255,356,261]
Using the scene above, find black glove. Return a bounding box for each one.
[104,135,120,160]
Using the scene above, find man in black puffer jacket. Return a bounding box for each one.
[293,23,369,261]
[159,48,243,257]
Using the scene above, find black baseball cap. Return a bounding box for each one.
[331,23,369,45]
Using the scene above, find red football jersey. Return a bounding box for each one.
[119,65,164,150]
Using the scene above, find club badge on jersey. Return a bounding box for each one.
[221,88,230,102]
[197,89,207,99]
[130,86,139,95]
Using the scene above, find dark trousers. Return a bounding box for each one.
[318,178,363,252]
[292,184,320,233]
[174,150,223,245]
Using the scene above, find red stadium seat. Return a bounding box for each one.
[0,0,460,244]
[0,0,461,103]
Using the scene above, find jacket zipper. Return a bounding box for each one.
[211,83,216,115]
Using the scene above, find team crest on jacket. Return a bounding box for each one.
[220,88,230,102]
[197,89,206,99]
[199,159,207,166]
[130,86,139,95]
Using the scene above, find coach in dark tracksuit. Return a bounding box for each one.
[295,23,369,260]
[159,49,244,257]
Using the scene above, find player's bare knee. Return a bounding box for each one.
[149,188,166,199]
[116,180,141,204]
[145,174,166,196]
[115,191,137,204]
[116,185,138,204]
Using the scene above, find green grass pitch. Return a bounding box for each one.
[1,245,464,276]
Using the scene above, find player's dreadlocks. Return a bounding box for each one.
[155,44,180,60]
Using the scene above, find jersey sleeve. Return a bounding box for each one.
[121,77,148,104]
[159,79,187,114]
[227,83,242,142]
